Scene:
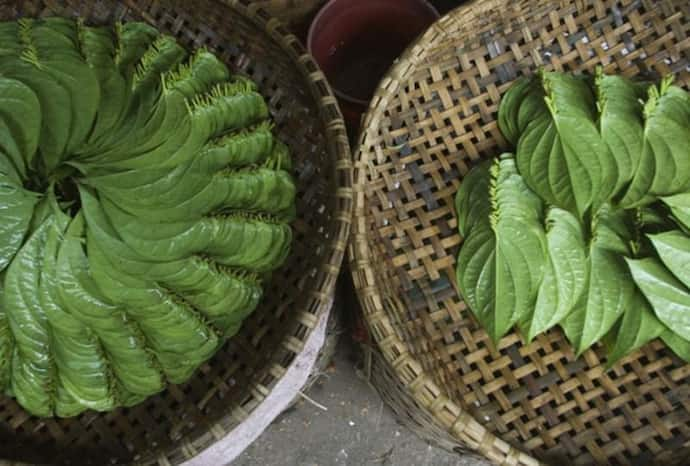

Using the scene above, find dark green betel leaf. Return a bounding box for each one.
[560,206,636,355]
[606,291,665,367]
[0,76,41,178]
[456,154,545,343]
[454,159,491,237]
[527,207,587,341]
[516,71,617,218]
[498,75,548,148]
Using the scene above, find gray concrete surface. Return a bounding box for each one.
[234,338,490,466]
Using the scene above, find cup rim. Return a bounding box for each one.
[307,0,440,106]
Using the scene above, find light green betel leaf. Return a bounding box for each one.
[527,207,587,341]
[661,192,690,230]
[0,277,12,391]
[561,206,635,355]
[3,215,55,417]
[515,72,618,218]
[661,330,690,362]
[620,77,690,207]
[456,154,545,343]
[648,230,690,288]
[0,160,38,273]
[627,257,690,342]
[595,69,648,197]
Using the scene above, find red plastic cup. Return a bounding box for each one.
[308,0,439,135]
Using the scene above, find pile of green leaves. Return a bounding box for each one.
[0,18,296,417]
[455,69,690,365]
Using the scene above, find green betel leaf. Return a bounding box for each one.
[0,278,12,391]
[661,192,690,230]
[595,70,647,197]
[627,257,690,341]
[561,206,636,355]
[498,75,548,147]
[3,214,55,417]
[0,164,38,272]
[454,159,491,237]
[56,213,164,400]
[516,72,617,218]
[40,205,114,416]
[527,208,587,341]
[620,79,690,207]
[0,76,41,178]
[456,154,545,343]
[648,230,690,288]
[606,291,665,367]
[661,330,690,362]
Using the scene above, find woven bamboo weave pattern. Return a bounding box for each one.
[0,0,351,464]
[350,1,690,465]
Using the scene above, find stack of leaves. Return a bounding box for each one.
[0,18,296,417]
[455,69,690,365]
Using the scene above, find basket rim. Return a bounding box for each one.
[349,1,539,464]
[0,0,353,464]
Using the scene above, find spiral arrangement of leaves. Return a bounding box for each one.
[0,18,296,417]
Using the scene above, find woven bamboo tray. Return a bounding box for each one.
[0,0,351,464]
[350,1,690,465]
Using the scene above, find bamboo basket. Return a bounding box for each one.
[350,0,690,465]
[0,0,352,464]
[252,0,323,25]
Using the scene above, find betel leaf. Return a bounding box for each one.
[606,291,665,367]
[0,164,38,273]
[627,257,690,342]
[527,207,587,341]
[516,72,617,218]
[498,75,548,147]
[454,159,491,237]
[3,214,55,417]
[661,192,690,230]
[56,213,164,400]
[561,206,635,355]
[456,154,545,343]
[39,202,114,416]
[620,78,690,207]
[648,230,690,288]
[661,330,690,362]
[0,278,11,391]
[595,69,647,196]
[0,76,41,178]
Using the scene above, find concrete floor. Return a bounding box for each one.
[234,337,491,466]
